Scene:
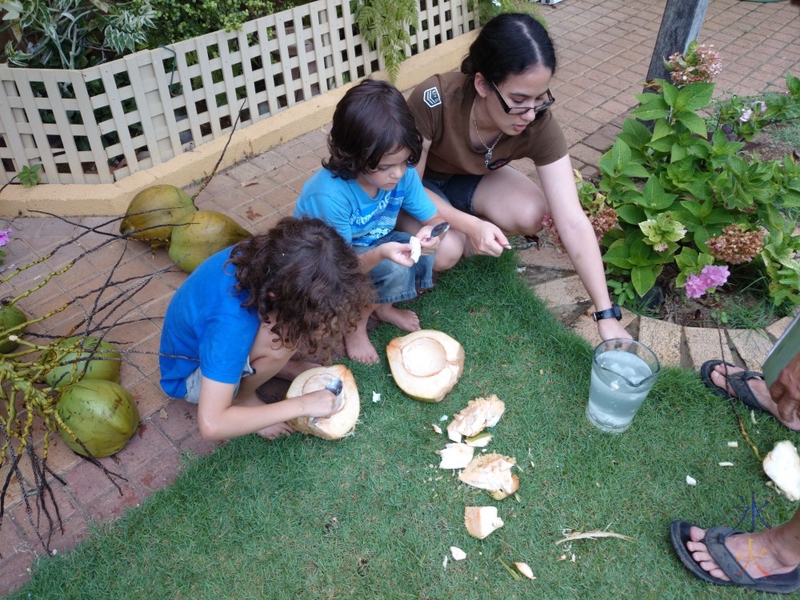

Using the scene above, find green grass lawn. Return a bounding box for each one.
[9,253,797,599]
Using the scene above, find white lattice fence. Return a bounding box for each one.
[0,0,475,186]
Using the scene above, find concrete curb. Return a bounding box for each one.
[516,246,793,374]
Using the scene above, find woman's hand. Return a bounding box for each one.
[465,219,509,257]
[597,318,632,341]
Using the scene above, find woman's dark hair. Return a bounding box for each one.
[228,217,374,358]
[324,79,423,180]
[461,13,556,85]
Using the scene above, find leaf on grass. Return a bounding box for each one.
[555,530,635,545]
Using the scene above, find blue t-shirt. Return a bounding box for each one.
[159,246,261,399]
[293,167,437,246]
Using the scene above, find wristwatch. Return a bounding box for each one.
[592,304,622,322]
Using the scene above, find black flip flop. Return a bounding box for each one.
[700,359,765,410]
[670,520,800,594]
[699,360,800,432]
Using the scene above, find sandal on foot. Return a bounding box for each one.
[699,360,800,432]
[670,520,800,594]
[700,359,767,411]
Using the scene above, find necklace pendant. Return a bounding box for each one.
[484,149,492,168]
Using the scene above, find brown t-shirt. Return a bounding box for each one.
[407,72,568,179]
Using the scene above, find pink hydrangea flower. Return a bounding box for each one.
[0,228,11,247]
[685,265,730,299]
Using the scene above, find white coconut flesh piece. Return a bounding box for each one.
[458,453,519,498]
[464,506,504,539]
[409,236,422,263]
[438,443,475,469]
[763,440,800,501]
[286,365,359,441]
[447,395,506,442]
[386,330,465,402]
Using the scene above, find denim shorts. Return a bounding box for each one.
[354,230,434,304]
[183,357,255,404]
[423,175,483,216]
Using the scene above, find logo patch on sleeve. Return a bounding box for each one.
[423,87,442,108]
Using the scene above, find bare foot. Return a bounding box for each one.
[374,304,421,332]
[344,327,379,364]
[686,525,799,581]
[709,364,800,430]
[257,422,294,440]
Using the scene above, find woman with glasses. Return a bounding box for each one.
[404,12,630,340]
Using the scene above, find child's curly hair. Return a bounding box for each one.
[228,217,374,359]
[324,79,423,180]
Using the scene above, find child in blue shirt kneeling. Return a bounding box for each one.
[159,217,373,441]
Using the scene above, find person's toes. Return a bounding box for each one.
[688,526,708,543]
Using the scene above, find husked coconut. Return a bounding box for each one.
[286,365,359,440]
[447,395,506,442]
[438,443,475,469]
[386,330,464,402]
[763,440,800,501]
[459,453,519,499]
[464,506,504,539]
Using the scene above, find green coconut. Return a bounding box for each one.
[119,184,197,246]
[169,210,251,273]
[57,379,139,458]
[0,301,26,353]
[44,336,121,388]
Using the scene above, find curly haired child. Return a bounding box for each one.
[159,217,374,441]
[294,79,448,364]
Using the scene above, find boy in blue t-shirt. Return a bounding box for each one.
[295,79,448,364]
[159,217,373,441]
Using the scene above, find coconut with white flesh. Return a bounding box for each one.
[286,365,359,440]
[763,440,800,501]
[438,443,475,469]
[464,506,504,539]
[386,330,464,402]
[459,452,519,499]
[409,236,422,263]
[447,395,505,443]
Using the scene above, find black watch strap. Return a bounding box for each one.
[592,304,622,322]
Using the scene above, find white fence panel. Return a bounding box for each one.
[0,0,476,186]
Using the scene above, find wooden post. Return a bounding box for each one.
[646,0,710,84]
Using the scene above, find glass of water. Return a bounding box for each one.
[586,339,660,434]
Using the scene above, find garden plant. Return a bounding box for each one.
[544,44,800,321]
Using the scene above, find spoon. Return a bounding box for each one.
[429,222,450,238]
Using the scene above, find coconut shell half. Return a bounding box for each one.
[386,330,464,402]
[286,365,359,440]
[458,452,519,499]
[464,506,504,539]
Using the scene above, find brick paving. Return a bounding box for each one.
[1,0,799,595]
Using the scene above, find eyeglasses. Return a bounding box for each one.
[490,82,555,116]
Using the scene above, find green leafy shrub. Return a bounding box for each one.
[583,72,800,310]
[1,0,156,69]
[354,0,417,83]
[138,0,301,49]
